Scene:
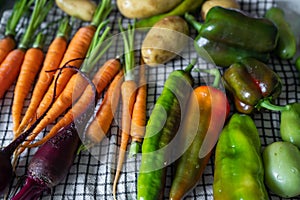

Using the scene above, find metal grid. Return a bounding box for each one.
[0,0,299,199]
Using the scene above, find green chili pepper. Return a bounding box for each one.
[223,57,282,113]
[169,69,230,200]
[265,7,297,60]
[135,0,205,28]
[281,103,300,148]
[296,56,300,75]
[213,113,269,200]
[185,6,278,67]
[259,100,300,149]
[137,62,194,200]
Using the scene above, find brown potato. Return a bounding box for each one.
[116,0,181,19]
[201,0,240,20]
[141,16,189,67]
[56,0,97,21]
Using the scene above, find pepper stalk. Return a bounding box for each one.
[257,99,300,149]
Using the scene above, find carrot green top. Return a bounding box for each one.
[5,0,33,37]
[18,0,53,50]
[119,20,136,81]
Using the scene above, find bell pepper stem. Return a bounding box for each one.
[184,13,202,33]
[199,68,221,88]
[184,58,197,73]
[258,99,290,112]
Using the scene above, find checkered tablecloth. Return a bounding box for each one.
[1,0,300,199]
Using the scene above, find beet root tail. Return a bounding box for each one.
[12,177,50,200]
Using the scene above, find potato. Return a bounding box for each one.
[56,0,97,21]
[141,16,189,67]
[201,0,240,20]
[116,0,182,19]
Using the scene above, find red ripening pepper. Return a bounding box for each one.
[223,57,282,114]
[169,69,230,199]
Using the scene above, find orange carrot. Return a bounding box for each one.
[34,0,112,121]
[0,36,16,64]
[34,25,96,119]
[26,72,88,138]
[85,70,123,144]
[12,33,45,134]
[17,23,113,147]
[16,18,71,136]
[0,48,25,98]
[129,61,147,157]
[0,0,52,99]
[113,22,137,200]
[18,58,121,150]
[0,0,33,63]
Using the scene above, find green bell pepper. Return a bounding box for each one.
[263,141,300,198]
[223,57,282,113]
[185,6,279,67]
[194,36,270,67]
[213,113,269,200]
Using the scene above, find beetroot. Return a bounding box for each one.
[12,122,80,200]
[0,124,37,194]
[0,66,97,197]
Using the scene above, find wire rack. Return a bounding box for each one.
[0,0,300,199]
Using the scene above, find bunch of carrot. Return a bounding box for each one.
[0,0,53,99]
[13,0,114,155]
[15,0,112,137]
[14,17,71,136]
[112,21,148,200]
[1,1,150,198]
[51,57,122,149]
[0,0,33,64]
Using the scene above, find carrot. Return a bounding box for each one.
[0,0,53,99]
[34,25,96,118]
[85,70,123,144]
[0,49,26,98]
[17,20,108,136]
[34,0,112,121]
[129,59,147,157]
[113,21,137,200]
[16,17,71,136]
[12,33,45,134]
[16,23,111,146]
[17,58,121,151]
[0,36,16,64]
[0,0,33,63]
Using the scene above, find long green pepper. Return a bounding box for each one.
[135,0,205,28]
[137,63,194,200]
